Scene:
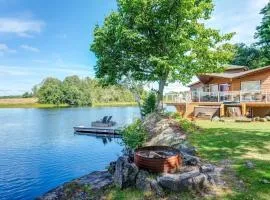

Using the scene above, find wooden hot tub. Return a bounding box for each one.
[134,146,182,173]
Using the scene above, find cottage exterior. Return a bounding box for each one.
[167,65,270,118]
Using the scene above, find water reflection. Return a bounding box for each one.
[74,132,122,145]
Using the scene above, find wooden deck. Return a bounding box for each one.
[166,101,270,118]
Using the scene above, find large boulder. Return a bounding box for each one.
[181,152,200,166]
[142,112,163,134]
[135,170,151,191]
[150,179,164,197]
[135,170,164,197]
[157,170,209,192]
[37,171,113,200]
[113,156,139,189]
[200,164,215,173]
[177,141,197,156]
[144,117,186,146]
[108,161,116,175]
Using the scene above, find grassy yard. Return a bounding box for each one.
[190,121,270,200]
[104,121,270,200]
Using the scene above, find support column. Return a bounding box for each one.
[220,104,225,117]
[241,103,247,116]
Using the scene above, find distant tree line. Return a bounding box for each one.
[231,3,270,69]
[31,75,135,106]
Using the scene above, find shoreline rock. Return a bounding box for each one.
[37,112,232,199]
[36,171,113,200]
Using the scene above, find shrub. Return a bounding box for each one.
[169,112,199,133]
[141,92,157,117]
[121,119,147,149]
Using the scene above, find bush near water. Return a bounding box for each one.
[121,119,148,150]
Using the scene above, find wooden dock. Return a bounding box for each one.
[73,126,121,136]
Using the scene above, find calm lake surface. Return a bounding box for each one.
[0,107,141,200]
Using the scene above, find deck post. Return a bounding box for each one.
[240,91,242,102]
[198,92,201,102]
[220,104,224,116]
[218,91,220,102]
[241,103,247,116]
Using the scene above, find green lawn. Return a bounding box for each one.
[190,121,270,200]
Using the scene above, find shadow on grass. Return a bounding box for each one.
[189,126,270,199]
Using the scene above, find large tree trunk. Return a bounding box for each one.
[157,79,166,111]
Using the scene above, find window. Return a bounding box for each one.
[241,81,261,91]
[210,84,218,92]
[203,85,210,92]
[219,84,230,92]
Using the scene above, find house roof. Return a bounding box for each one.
[188,81,202,87]
[225,65,249,71]
[192,65,270,85]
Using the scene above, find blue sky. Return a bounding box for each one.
[0,0,268,95]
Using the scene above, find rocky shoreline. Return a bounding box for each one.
[37,113,230,200]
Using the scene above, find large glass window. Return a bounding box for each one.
[219,84,230,92]
[210,84,218,92]
[241,81,261,91]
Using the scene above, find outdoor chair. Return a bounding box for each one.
[102,116,108,123]
[107,116,112,123]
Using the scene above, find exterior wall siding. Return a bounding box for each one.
[191,68,270,92]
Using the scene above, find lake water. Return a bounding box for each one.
[0,107,140,200]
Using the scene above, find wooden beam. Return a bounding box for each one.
[220,104,225,117]
[241,103,247,116]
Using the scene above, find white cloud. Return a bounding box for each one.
[249,0,269,10]
[207,0,269,44]
[0,43,16,55]
[20,44,40,52]
[0,18,45,37]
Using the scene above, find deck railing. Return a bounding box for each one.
[164,90,270,103]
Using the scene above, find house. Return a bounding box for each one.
[166,65,270,118]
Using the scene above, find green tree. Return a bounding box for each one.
[141,91,156,117]
[231,43,265,69]
[37,77,64,105]
[35,76,134,106]
[62,76,84,105]
[22,92,33,98]
[255,2,270,65]
[91,0,234,109]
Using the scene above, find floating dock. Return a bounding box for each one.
[73,126,121,136]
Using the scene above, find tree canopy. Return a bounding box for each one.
[231,3,270,69]
[255,2,270,48]
[255,2,270,66]
[231,43,266,69]
[36,76,135,106]
[91,0,234,107]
